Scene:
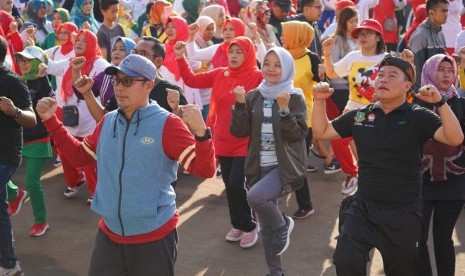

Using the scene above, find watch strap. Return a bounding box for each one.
[194,128,212,142]
[433,95,447,108]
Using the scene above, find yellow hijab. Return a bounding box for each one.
[282,21,315,60]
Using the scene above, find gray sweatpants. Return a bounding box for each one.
[247,167,287,276]
[88,228,178,276]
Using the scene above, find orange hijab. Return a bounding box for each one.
[281,21,314,59]
[56,22,78,55]
[150,0,171,25]
[61,30,101,103]
[163,16,188,81]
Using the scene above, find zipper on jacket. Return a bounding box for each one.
[117,121,130,236]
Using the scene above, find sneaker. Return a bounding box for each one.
[0,262,22,276]
[216,166,222,179]
[86,196,93,205]
[64,180,86,198]
[225,228,243,242]
[53,156,62,167]
[324,158,342,174]
[8,190,29,217]
[272,215,294,256]
[292,208,315,220]
[29,222,50,237]
[240,226,259,248]
[307,164,318,172]
[341,175,358,195]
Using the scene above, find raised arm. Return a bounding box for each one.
[322,38,339,79]
[416,85,464,146]
[311,82,342,140]
[36,97,100,166]
[73,74,107,122]
[230,86,251,138]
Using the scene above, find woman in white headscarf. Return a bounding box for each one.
[230,47,308,276]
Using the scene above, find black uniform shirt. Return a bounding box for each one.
[332,102,442,207]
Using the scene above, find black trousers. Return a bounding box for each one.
[333,197,422,276]
[88,229,178,276]
[218,156,257,232]
[419,199,465,276]
[294,128,314,210]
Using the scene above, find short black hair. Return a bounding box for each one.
[426,0,448,12]
[100,0,119,11]
[141,36,165,59]
[0,36,7,63]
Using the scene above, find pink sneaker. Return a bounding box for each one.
[225,228,243,242]
[240,226,259,248]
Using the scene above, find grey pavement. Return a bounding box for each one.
[9,156,465,276]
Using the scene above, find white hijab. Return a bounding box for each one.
[258,47,303,99]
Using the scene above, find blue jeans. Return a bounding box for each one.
[0,163,18,269]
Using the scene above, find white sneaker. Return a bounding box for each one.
[341,175,358,195]
[0,262,23,276]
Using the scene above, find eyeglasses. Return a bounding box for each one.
[16,58,30,64]
[130,49,157,58]
[111,76,147,87]
[357,31,376,38]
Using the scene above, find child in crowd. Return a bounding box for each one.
[96,0,125,61]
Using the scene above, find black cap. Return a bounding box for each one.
[378,55,416,84]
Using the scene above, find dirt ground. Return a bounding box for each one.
[8,156,465,276]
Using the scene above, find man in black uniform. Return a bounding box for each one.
[311,56,464,275]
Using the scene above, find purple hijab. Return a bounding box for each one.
[421,54,459,100]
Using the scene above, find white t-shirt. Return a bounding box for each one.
[334,50,385,105]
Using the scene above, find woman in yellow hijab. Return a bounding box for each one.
[281,21,327,220]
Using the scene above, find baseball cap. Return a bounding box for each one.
[14,46,46,63]
[351,19,383,39]
[105,54,157,80]
[378,55,416,84]
[273,0,294,12]
[334,0,355,10]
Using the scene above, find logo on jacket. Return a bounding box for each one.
[354,111,366,123]
[141,137,155,144]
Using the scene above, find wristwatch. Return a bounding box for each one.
[195,128,212,142]
[278,109,290,117]
[14,108,21,119]
[433,95,447,108]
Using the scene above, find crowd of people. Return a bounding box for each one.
[1,0,465,275]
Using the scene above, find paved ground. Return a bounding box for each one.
[9,156,465,276]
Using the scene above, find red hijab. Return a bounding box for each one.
[0,26,14,71]
[404,4,427,47]
[163,16,188,81]
[0,11,14,37]
[61,30,101,103]
[212,18,245,68]
[207,36,262,126]
[56,22,78,55]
